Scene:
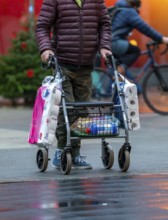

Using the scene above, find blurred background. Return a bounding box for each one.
[0,0,168,105]
[1,0,168,63]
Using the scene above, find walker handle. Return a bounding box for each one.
[42,55,62,79]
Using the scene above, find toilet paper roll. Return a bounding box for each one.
[52,105,60,117]
[56,90,62,104]
[54,88,62,105]
[118,72,138,96]
[49,118,58,131]
[38,128,48,143]
[47,133,55,144]
[123,83,137,97]
[128,118,140,131]
[126,108,139,119]
[39,116,48,133]
[125,96,139,109]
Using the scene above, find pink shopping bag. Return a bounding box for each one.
[28,86,46,144]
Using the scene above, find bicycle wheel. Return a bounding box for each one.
[142,65,168,115]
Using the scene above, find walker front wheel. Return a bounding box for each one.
[60,152,72,175]
[36,148,48,172]
[118,148,130,172]
[102,145,114,169]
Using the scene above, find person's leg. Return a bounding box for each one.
[118,44,142,93]
[61,66,92,156]
[117,43,140,69]
[52,66,92,169]
[52,67,76,168]
[113,44,141,124]
[106,40,129,93]
[70,66,93,169]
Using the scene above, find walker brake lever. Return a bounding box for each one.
[105,54,113,68]
[41,54,56,70]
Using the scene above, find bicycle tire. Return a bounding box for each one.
[142,65,168,115]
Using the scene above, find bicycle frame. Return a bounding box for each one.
[92,41,168,100]
[128,48,156,85]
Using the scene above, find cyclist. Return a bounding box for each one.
[107,0,168,124]
[111,0,168,75]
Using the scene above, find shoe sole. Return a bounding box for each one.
[72,165,92,170]
[51,162,60,169]
[51,162,92,170]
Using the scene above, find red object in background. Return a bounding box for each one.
[1,0,168,66]
[0,0,114,55]
[21,42,27,50]
[26,69,34,78]
[0,0,43,54]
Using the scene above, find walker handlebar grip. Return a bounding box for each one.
[105,54,117,71]
[105,54,112,67]
[42,54,58,70]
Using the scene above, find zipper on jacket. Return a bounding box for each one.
[79,9,83,65]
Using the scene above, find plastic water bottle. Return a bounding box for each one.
[111,120,119,135]
[86,121,119,135]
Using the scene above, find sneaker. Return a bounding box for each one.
[72,156,92,170]
[51,149,63,169]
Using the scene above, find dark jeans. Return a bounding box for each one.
[114,43,141,69]
[106,43,141,94]
[56,66,93,157]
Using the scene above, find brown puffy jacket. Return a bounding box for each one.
[35,0,111,65]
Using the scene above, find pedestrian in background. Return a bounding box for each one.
[35,0,112,169]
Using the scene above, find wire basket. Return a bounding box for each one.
[66,103,120,137]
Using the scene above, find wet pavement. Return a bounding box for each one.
[0,107,168,219]
[1,175,168,220]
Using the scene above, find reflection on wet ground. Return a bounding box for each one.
[1,174,168,220]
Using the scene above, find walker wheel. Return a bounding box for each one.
[36,148,48,172]
[118,148,130,172]
[60,152,72,175]
[102,145,114,169]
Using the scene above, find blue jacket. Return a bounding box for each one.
[112,0,163,42]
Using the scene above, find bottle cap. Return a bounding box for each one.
[85,128,91,134]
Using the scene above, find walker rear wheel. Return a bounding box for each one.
[118,148,130,172]
[102,145,114,169]
[36,148,48,172]
[60,152,72,175]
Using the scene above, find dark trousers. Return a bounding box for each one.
[115,43,141,69]
[106,43,140,94]
[56,66,93,157]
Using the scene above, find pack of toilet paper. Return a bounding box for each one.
[119,74,140,131]
[28,76,62,146]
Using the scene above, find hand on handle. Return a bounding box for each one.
[41,50,54,63]
[100,48,112,60]
[162,36,168,44]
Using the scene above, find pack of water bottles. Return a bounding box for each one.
[71,114,120,137]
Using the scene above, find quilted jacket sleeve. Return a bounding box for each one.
[35,0,57,54]
[98,0,112,51]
